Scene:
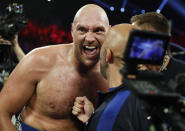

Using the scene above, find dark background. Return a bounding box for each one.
[0,0,185,53]
[22,0,185,32]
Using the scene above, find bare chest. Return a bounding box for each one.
[35,67,104,118]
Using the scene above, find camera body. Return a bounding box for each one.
[122,29,172,95]
[0,3,28,40]
[121,29,185,131]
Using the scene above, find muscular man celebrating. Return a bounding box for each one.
[0,4,109,131]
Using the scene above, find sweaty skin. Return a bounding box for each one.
[0,4,109,131]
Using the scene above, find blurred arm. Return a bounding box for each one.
[11,34,25,61]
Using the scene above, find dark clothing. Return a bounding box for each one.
[86,85,149,131]
[0,44,18,71]
[162,57,185,81]
[0,44,18,90]
[160,57,185,131]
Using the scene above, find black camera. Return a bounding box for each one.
[121,29,185,131]
[0,3,28,40]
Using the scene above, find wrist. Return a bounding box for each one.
[84,111,94,124]
[12,42,18,48]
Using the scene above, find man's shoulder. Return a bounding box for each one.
[31,44,72,53]
[24,45,55,62]
[27,44,72,58]
[20,44,71,68]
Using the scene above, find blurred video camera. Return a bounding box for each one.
[121,29,185,131]
[0,3,28,40]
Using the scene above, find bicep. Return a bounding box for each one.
[0,61,38,114]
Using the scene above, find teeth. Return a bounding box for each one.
[85,46,96,49]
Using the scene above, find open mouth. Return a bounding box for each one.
[82,45,99,58]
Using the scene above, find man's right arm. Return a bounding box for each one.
[0,51,41,131]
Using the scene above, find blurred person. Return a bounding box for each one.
[0,4,109,131]
[130,12,185,79]
[131,12,185,131]
[0,34,25,90]
[0,34,25,62]
[72,24,149,131]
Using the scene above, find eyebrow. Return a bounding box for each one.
[76,23,106,29]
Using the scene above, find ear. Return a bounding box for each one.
[106,48,114,64]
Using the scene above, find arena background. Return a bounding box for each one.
[0,0,185,58]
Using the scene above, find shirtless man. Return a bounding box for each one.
[0,4,109,131]
[72,24,149,131]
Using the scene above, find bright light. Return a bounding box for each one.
[120,8,125,12]
[156,9,161,13]
[168,0,185,18]
[141,10,145,14]
[110,6,114,11]
[47,0,52,2]
[93,0,110,9]
[157,0,168,12]
[121,0,127,12]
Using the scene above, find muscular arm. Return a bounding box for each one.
[0,50,42,131]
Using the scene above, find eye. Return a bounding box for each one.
[94,27,105,34]
[78,27,87,33]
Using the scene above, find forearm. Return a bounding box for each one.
[11,34,25,61]
[0,112,16,131]
[13,43,25,61]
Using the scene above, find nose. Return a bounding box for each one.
[85,32,96,43]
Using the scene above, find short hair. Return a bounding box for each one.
[130,12,171,35]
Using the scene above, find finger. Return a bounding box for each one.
[0,39,11,45]
[72,110,79,116]
[74,101,84,109]
[75,97,85,104]
[72,105,82,113]
[75,96,84,101]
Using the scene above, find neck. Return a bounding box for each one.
[107,64,123,88]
